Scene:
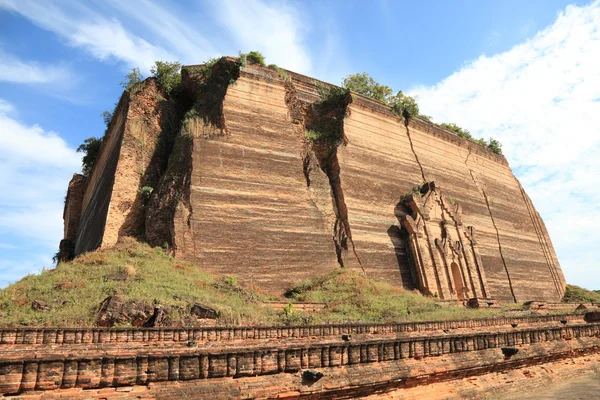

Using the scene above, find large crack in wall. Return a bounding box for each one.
[404,122,427,183]
[283,79,362,271]
[463,148,517,302]
[146,58,241,252]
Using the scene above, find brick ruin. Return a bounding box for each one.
[60,57,566,303]
[1,314,599,398]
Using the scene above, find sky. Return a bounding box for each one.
[0,0,598,290]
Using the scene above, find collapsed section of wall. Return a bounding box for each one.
[75,79,176,255]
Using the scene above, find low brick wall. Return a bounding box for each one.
[0,313,581,346]
[1,322,598,395]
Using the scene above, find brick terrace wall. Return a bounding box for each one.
[0,313,581,346]
[1,323,599,395]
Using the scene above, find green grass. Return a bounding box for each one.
[562,284,600,303]
[283,269,535,324]
[0,238,277,327]
[0,239,571,328]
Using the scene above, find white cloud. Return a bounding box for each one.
[0,0,174,72]
[0,50,69,84]
[0,99,79,287]
[211,0,312,74]
[411,1,600,289]
[0,0,314,75]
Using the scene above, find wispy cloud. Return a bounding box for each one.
[0,0,315,74]
[0,50,69,84]
[0,99,80,287]
[207,0,312,74]
[0,0,174,72]
[411,1,600,288]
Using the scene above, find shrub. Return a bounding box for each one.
[120,67,143,91]
[487,138,503,154]
[150,61,182,95]
[245,51,266,66]
[138,186,154,203]
[101,110,113,127]
[77,137,103,177]
[440,123,472,140]
[305,84,351,146]
[389,90,419,121]
[342,72,393,103]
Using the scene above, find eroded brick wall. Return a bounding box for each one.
[1,322,599,396]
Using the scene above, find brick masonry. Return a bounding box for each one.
[0,313,580,346]
[1,322,599,397]
[61,59,567,303]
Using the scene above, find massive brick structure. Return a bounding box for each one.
[61,57,566,302]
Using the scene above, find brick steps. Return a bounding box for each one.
[0,320,588,362]
[0,313,580,347]
[1,322,599,396]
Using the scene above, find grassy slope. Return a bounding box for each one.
[0,238,564,328]
[562,284,600,303]
[0,238,276,327]
[283,269,523,324]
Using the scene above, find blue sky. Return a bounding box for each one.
[1,0,599,290]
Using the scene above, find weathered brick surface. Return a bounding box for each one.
[4,333,599,398]
[0,313,581,346]
[62,60,567,303]
[1,322,599,396]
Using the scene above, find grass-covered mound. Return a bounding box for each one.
[0,238,561,328]
[283,269,518,324]
[0,238,277,327]
[562,284,600,303]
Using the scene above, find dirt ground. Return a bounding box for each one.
[364,352,600,399]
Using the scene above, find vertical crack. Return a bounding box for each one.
[403,121,427,183]
[283,78,362,271]
[463,148,517,302]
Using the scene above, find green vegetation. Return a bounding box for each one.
[440,122,472,139]
[239,50,266,67]
[245,51,266,66]
[438,123,503,154]
[342,72,393,103]
[487,138,503,154]
[101,110,113,126]
[341,73,503,153]
[304,84,351,145]
[138,186,154,203]
[120,67,143,91]
[268,64,290,81]
[180,57,240,130]
[341,72,421,121]
[285,269,526,323]
[562,284,600,303]
[76,136,102,177]
[389,90,420,121]
[150,61,182,95]
[0,239,570,327]
[0,238,276,327]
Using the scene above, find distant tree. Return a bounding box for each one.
[487,138,503,154]
[100,110,113,127]
[120,67,143,91]
[388,90,419,121]
[77,137,103,177]
[150,61,182,95]
[341,73,393,103]
[440,122,472,140]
